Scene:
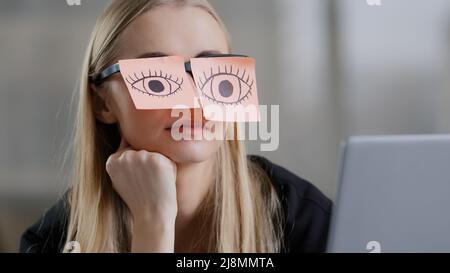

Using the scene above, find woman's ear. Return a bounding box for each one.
[90,83,118,124]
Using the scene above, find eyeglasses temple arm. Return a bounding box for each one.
[93,54,248,85]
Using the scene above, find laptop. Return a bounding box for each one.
[327,135,450,253]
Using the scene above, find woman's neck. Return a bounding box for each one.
[174,157,215,252]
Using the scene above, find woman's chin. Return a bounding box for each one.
[162,139,220,164]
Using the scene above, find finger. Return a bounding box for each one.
[148,152,178,175]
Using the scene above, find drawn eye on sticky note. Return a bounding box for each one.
[118,56,199,110]
[190,57,260,122]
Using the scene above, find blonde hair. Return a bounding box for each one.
[65,0,283,252]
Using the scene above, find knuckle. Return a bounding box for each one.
[105,156,116,174]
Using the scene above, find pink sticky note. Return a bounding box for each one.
[190,57,260,122]
[119,56,199,109]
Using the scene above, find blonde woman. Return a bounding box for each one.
[20,0,331,253]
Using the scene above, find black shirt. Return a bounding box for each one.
[19,155,332,253]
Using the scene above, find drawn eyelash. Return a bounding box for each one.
[125,70,183,97]
[197,65,254,105]
[197,65,253,90]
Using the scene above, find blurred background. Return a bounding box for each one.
[1,0,450,252]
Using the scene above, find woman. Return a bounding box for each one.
[20,0,331,253]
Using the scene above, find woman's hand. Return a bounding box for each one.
[105,138,178,252]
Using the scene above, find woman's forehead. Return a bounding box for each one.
[117,5,229,60]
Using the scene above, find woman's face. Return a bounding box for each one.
[98,5,229,163]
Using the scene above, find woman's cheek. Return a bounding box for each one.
[120,111,168,144]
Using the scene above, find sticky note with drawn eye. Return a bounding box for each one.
[190,57,261,122]
[118,56,200,109]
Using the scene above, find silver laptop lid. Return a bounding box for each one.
[327,135,450,253]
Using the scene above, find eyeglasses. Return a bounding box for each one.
[89,53,260,122]
[91,53,248,86]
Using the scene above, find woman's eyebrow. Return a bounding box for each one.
[195,50,223,57]
[135,51,168,59]
[134,50,223,60]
